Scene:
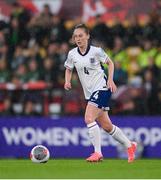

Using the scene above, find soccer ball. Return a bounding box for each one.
[30,145,50,163]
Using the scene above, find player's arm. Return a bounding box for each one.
[64,51,74,90]
[106,58,117,93]
[64,68,72,90]
[98,47,117,93]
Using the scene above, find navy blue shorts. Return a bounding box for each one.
[88,89,112,111]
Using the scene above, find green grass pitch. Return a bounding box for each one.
[0,159,161,179]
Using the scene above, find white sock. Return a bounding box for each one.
[109,124,131,148]
[87,122,102,154]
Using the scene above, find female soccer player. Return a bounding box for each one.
[64,24,137,163]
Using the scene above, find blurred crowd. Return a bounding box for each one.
[0,2,160,116]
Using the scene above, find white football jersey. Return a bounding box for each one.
[64,45,110,99]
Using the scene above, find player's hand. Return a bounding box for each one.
[64,82,72,90]
[107,79,117,93]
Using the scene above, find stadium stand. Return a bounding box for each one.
[0,1,160,116]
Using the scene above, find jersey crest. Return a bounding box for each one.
[90,58,95,63]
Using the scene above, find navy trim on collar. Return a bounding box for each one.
[77,44,90,56]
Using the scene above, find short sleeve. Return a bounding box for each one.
[64,51,74,70]
[97,48,110,63]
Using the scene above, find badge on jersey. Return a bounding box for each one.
[90,58,95,64]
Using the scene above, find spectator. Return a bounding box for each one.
[41,57,55,84]
[142,69,160,115]
[91,15,110,47]
[111,17,126,46]
[138,39,157,67]
[113,61,128,86]
[125,15,142,46]
[0,98,13,116]
[47,42,61,82]
[143,57,160,82]
[0,32,8,60]
[10,46,27,70]
[8,18,24,56]
[0,59,10,83]
[28,4,52,44]
[23,100,40,116]
[12,64,28,84]
[27,59,40,82]
[10,1,31,28]
[50,15,69,43]
[112,37,129,70]
[59,42,69,72]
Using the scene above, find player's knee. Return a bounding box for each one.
[84,114,95,124]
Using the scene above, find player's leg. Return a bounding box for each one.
[97,111,137,163]
[97,111,132,147]
[85,103,103,162]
